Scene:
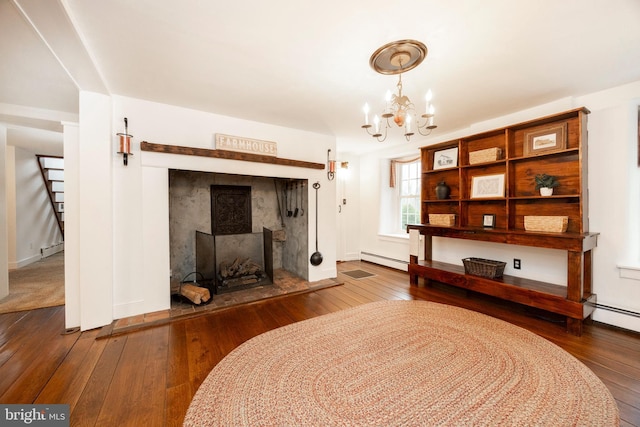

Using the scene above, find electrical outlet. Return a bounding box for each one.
[513,259,521,269]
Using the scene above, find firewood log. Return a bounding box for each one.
[180,283,211,304]
[220,261,230,278]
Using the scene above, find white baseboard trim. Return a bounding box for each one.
[9,254,42,270]
[113,299,146,320]
[360,252,408,272]
[340,251,361,262]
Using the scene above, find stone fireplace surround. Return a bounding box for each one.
[169,170,309,297]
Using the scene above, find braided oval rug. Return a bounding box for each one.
[184,300,619,426]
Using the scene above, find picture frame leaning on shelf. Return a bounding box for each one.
[523,123,567,156]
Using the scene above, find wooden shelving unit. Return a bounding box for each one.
[407,107,597,335]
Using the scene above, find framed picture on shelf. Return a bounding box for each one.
[524,123,567,156]
[471,173,505,198]
[482,214,496,228]
[433,147,458,170]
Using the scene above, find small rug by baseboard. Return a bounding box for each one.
[185,300,618,426]
[342,269,375,279]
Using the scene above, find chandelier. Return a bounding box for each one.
[361,40,437,142]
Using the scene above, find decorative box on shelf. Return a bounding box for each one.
[462,257,506,279]
[469,147,503,165]
[524,216,569,233]
[428,214,456,227]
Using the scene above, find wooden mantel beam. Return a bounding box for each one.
[140,141,325,170]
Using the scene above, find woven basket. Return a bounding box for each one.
[469,147,502,165]
[524,216,568,233]
[429,214,456,227]
[462,257,506,279]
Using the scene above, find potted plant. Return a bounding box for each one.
[535,173,559,196]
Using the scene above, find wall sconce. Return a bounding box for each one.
[338,161,350,180]
[327,149,336,180]
[116,117,133,166]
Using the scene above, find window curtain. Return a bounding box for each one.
[389,156,420,188]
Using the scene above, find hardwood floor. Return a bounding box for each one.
[1,260,639,426]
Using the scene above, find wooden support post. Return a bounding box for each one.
[566,250,585,336]
[566,251,584,302]
[409,255,418,285]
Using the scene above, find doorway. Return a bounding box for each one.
[2,146,65,313]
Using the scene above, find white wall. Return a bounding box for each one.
[68,93,337,329]
[5,146,15,270]
[0,125,8,299]
[354,83,640,333]
[77,91,113,330]
[63,122,80,328]
[335,152,360,261]
[577,82,640,332]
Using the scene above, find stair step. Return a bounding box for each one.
[36,154,64,239]
[47,169,64,181]
[42,157,64,169]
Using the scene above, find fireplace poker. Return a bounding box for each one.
[293,181,299,217]
[274,180,285,228]
[286,181,293,217]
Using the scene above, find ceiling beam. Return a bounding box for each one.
[12,0,108,94]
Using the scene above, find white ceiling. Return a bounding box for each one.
[2,0,640,155]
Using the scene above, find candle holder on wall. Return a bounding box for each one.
[327,149,336,181]
[116,117,133,166]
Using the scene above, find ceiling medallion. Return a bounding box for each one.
[362,40,437,142]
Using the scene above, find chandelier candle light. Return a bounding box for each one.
[362,40,437,142]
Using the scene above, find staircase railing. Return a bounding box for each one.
[36,154,64,239]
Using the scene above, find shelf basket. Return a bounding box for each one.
[469,147,502,165]
[524,216,568,233]
[462,257,506,279]
[428,213,456,227]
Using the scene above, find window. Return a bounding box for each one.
[379,156,421,236]
[398,160,421,231]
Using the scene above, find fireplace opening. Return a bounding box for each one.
[169,170,309,303]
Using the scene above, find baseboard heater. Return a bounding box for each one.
[360,252,408,265]
[589,302,640,319]
[41,242,64,258]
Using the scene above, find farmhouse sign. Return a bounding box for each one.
[215,134,277,157]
